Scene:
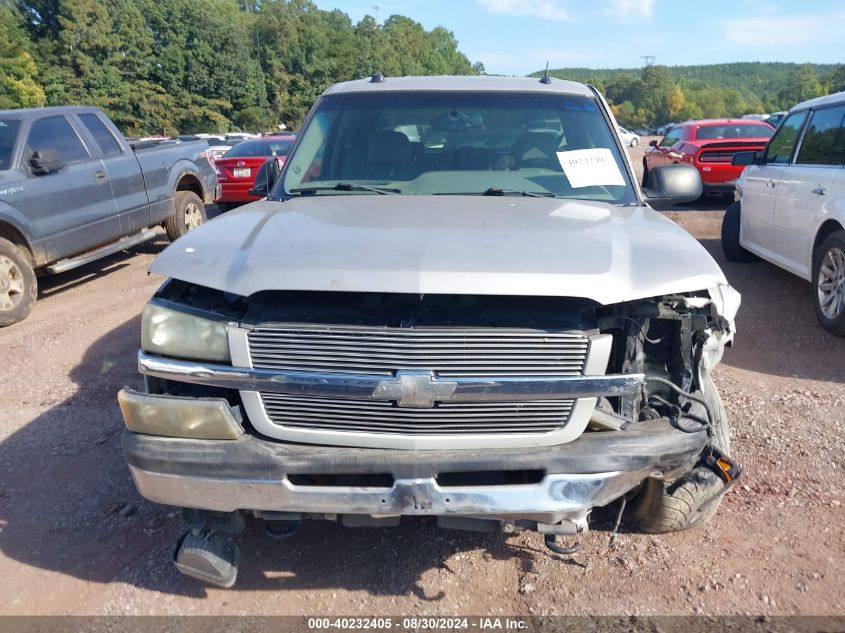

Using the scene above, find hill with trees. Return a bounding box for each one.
[0,0,482,135]
[532,62,845,128]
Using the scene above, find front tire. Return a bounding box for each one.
[627,374,731,533]
[813,231,845,336]
[630,137,639,147]
[721,201,757,262]
[165,191,207,242]
[0,238,37,327]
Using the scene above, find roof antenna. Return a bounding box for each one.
[540,62,551,84]
[370,71,385,83]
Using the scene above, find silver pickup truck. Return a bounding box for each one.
[119,76,742,587]
[0,106,219,326]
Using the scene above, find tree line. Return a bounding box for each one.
[0,0,482,136]
[536,62,845,129]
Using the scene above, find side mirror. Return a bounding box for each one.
[643,164,702,205]
[248,159,281,198]
[731,150,759,166]
[29,149,64,175]
[648,139,658,147]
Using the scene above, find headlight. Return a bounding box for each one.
[141,303,231,362]
[118,389,243,439]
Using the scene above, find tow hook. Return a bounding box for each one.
[174,524,239,588]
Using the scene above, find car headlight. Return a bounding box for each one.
[141,302,231,363]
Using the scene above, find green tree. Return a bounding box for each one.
[776,64,824,108]
[0,1,45,108]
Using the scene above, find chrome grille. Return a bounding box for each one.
[248,325,590,377]
[259,393,575,435]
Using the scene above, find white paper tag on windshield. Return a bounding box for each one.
[556,148,625,188]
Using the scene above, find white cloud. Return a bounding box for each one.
[723,12,845,47]
[476,0,571,21]
[607,0,655,19]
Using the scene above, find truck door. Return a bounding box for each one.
[17,114,120,261]
[75,112,150,235]
[771,104,845,279]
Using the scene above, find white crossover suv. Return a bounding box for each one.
[722,91,845,335]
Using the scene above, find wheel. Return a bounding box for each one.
[627,374,731,533]
[641,160,649,188]
[813,231,845,336]
[0,238,37,327]
[630,137,639,147]
[721,201,757,262]
[165,191,207,242]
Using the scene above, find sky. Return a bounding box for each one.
[311,0,845,76]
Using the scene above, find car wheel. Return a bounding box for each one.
[813,231,845,336]
[165,191,207,242]
[641,161,649,188]
[630,137,639,147]
[720,201,757,263]
[627,373,731,533]
[0,237,37,327]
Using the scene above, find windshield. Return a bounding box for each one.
[0,119,21,171]
[279,91,636,203]
[224,138,294,158]
[695,124,774,140]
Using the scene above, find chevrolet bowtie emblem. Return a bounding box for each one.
[372,371,458,408]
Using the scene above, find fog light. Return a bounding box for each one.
[118,389,243,440]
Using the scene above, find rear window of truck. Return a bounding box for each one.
[0,119,22,170]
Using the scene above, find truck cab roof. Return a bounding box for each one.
[323,75,594,97]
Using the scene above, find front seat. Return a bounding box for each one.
[511,132,562,170]
[366,130,413,180]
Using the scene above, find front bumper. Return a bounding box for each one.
[123,420,708,517]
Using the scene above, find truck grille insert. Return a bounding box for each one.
[248,325,590,377]
[248,324,589,436]
[258,393,575,435]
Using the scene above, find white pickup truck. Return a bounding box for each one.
[118,75,742,587]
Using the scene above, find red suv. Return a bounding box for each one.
[215,134,297,209]
[643,119,774,199]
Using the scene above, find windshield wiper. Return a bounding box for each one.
[435,187,556,198]
[482,187,556,198]
[290,182,401,195]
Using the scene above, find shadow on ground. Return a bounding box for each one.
[700,238,845,383]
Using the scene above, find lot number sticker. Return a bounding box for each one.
[556,148,625,188]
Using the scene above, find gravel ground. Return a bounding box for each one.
[0,140,843,615]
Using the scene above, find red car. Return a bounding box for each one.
[214,134,297,209]
[642,119,774,198]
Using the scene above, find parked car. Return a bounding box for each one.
[0,106,218,326]
[214,134,297,209]
[643,119,775,199]
[118,75,742,587]
[765,111,788,129]
[617,126,639,147]
[722,91,845,335]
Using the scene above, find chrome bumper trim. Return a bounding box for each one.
[138,351,643,403]
[128,464,650,516]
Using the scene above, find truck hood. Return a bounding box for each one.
[150,195,728,305]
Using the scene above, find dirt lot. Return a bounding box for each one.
[1,139,843,616]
